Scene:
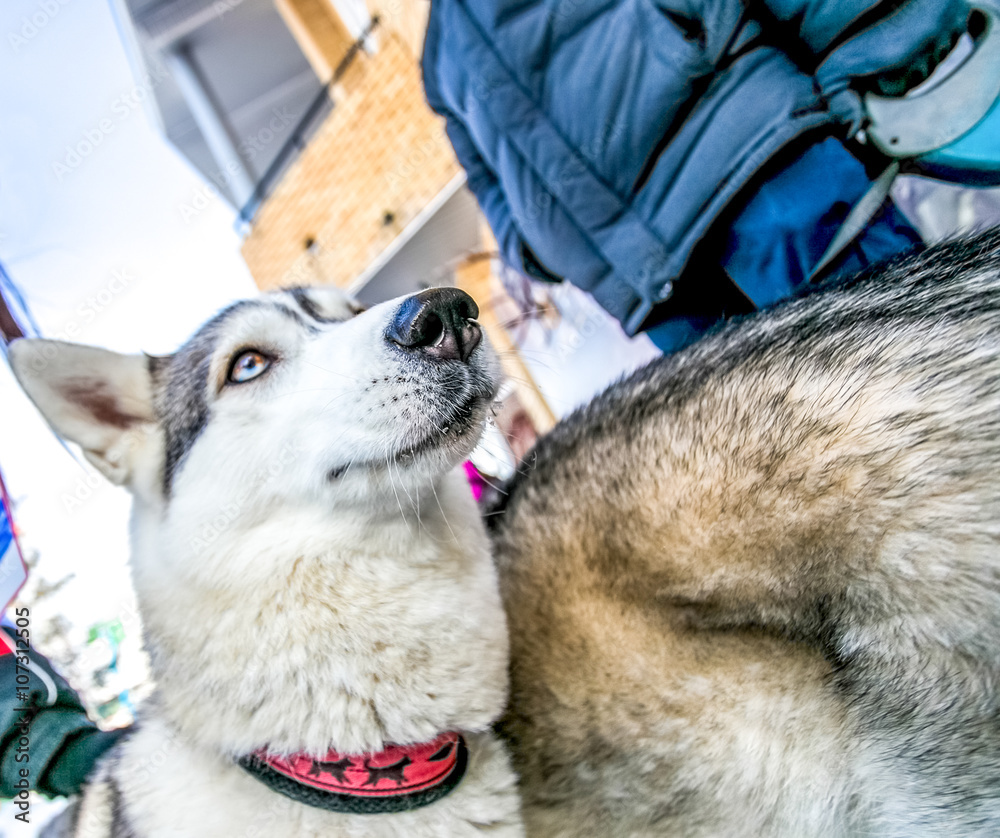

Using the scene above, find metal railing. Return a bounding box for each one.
[236,15,381,229]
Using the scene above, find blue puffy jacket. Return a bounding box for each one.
[422,0,966,334]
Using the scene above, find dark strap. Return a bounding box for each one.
[809,161,900,282]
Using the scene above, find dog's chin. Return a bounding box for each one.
[328,391,494,482]
[395,391,488,463]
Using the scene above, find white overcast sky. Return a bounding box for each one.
[0,0,257,656]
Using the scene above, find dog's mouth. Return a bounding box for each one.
[395,390,487,462]
[328,386,495,481]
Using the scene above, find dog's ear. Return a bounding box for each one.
[8,339,157,485]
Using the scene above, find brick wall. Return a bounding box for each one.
[240,29,460,291]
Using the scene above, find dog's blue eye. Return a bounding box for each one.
[228,350,271,384]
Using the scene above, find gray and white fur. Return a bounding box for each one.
[11,286,523,837]
[493,230,1000,837]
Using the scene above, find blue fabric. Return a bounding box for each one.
[423,0,962,334]
[0,502,11,558]
[644,316,721,355]
[721,137,922,308]
[645,138,923,354]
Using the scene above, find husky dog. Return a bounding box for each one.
[11,287,523,836]
[492,231,1000,837]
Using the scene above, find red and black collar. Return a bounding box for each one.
[238,732,468,815]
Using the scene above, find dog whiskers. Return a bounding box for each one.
[385,454,411,530]
[318,390,359,414]
[470,469,509,497]
[430,479,459,544]
[339,455,358,481]
[395,456,418,510]
[300,359,364,381]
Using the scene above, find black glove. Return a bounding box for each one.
[0,649,127,798]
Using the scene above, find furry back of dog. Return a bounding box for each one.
[492,231,1000,837]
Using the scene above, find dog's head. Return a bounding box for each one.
[10,285,500,515]
[12,286,511,753]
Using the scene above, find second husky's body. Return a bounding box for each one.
[493,232,1000,836]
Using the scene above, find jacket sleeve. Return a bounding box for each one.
[442,116,562,282]
[0,647,126,798]
[756,0,967,58]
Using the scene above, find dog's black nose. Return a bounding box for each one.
[386,288,482,363]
